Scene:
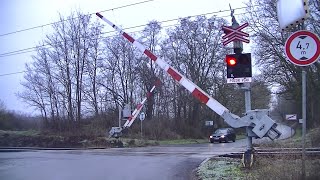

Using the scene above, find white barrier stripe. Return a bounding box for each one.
[155,58,170,71]
[132,108,140,117]
[206,99,227,116]
[123,121,129,127]
[149,86,156,93]
[133,41,146,52]
[128,112,140,126]
[180,78,196,93]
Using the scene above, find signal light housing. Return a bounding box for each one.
[226,53,252,79]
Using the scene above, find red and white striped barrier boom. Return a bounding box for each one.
[96,13,247,129]
[123,81,159,128]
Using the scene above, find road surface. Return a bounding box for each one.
[0,124,292,180]
[0,139,247,180]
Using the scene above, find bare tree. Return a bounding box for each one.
[19,63,49,126]
[160,16,230,136]
[137,20,162,120]
[101,35,138,112]
[83,21,104,117]
[19,12,104,130]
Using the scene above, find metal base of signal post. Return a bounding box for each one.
[240,83,255,168]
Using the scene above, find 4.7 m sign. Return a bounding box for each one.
[285,30,320,66]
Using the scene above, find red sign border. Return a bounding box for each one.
[285,30,320,66]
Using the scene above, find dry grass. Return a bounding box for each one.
[250,156,320,180]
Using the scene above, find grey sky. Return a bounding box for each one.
[0,0,248,114]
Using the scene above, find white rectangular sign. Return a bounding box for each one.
[205,121,214,126]
[286,114,297,120]
[227,77,252,84]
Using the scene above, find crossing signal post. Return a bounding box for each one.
[226,53,252,84]
[222,5,256,168]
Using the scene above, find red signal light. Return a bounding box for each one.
[225,53,252,79]
[226,56,237,66]
[228,58,236,66]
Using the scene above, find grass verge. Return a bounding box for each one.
[197,127,320,179]
[0,130,159,148]
[197,157,253,180]
[0,130,40,136]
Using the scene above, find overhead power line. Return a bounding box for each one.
[0,6,252,58]
[0,0,155,38]
[0,71,27,77]
[0,11,254,78]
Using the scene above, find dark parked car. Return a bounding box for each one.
[209,128,236,143]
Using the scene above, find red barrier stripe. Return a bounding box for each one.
[123,32,135,43]
[191,88,209,104]
[154,79,161,86]
[144,49,157,61]
[136,104,143,110]
[167,68,182,81]
[146,92,153,98]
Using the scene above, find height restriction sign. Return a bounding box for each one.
[285,30,320,66]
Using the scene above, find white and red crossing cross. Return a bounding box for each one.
[222,22,250,46]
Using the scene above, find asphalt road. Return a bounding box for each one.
[0,124,292,180]
[0,139,248,180]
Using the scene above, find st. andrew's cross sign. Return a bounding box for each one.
[222,22,250,46]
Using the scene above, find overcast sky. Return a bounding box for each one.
[0,0,249,114]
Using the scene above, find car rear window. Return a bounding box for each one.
[215,129,228,133]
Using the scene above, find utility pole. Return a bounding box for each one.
[118,104,121,127]
[301,68,306,178]
[300,22,306,179]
